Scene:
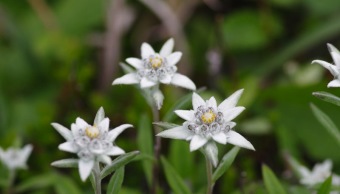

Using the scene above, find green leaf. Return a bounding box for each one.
[153,122,180,129]
[15,173,56,192]
[161,156,191,194]
[317,176,332,194]
[51,159,78,168]
[313,91,340,106]
[137,114,153,185]
[212,146,239,182]
[262,165,287,194]
[310,103,340,146]
[106,167,125,194]
[163,87,205,122]
[53,174,82,194]
[100,151,139,179]
[169,140,194,179]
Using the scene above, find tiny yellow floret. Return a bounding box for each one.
[150,56,163,69]
[85,126,100,139]
[201,110,216,124]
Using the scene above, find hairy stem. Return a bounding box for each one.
[151,104,161,194]
[205,155,213,194]
[93,162,102,194]
[5,170,15,194]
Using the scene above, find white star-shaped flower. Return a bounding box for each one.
[0,144,33,170]
[312,43,340,87]
[299,160,340,187]
[157,89,254,167]
[112,38,196,90]
[51,107,132,181]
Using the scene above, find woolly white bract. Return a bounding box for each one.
[51,107,132,181]
[157,90,254,167]
[112,38,196,90]
[0,144,33,170]
[312,43,340,87]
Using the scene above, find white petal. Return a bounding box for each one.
[170,73,196,90]
[112,73,140,85]
[152,89,164,110]
[140,77,157,88]
[157,126,194,140]
[312,60,338,77]
[160,38,174,57]
[79,159,94,181]
[328,79,340,87]
[107,124,133,142]
[327,43,340,53]
[218,89,244,112]
[166,52,182,66]
[174,110,195,121]
[190,135,208,151]
[206,97,217,110]
[204,142,218,167]
[141,43,155,59]
[223,107,245,122]
[71,123,81,137]
[51,123,73,141]
[192,92,205,110]
[98,155,112,165]
[58,142,78,153]
[99,118,110,132]
[94,107,105,126]
[106,146,125,156]
[331,51,340,69]
[159,74,172,84]
[227,131,255,150]
[76,118,89,129]
[21,144,33,163]
[126,57,144,69]
[212,132,227,144]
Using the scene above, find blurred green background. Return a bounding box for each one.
[1,0,340,193]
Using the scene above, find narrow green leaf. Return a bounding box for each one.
[161,156,191,194]
[163,87,205,122]
[51,159,78,168]
[313,91,340,106]
[317,176,332,194]
[153,122,180,129]
[212,146,240,183]
[137,114,153,185]
[54,174,82,194]
[90,173,96,191]
[100,151,139,179]
[15,173,56,192]
[106,167,125,194]
[262,165,287,194]
[310,103,340,146]
[169,141,194,179]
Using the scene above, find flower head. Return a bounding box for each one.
[112,38,196,90]
[312,43,340,87]
[51,107,132,181]
[0,144,33,170]
[157,89,254,167]
[299,160,340,187]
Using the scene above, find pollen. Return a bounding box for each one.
[85,126,100,139]
[201,110,216,124]
[150,56,163,69]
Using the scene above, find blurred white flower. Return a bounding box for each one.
[112,38,196,90]
[0,144,33,170]
[52,107,132,181]
[299,160,340,187]
[312,43,340,87]
[157,90,254,167]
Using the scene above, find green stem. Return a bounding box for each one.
[6,170,15,194]
[93,162,102,194]
[205,155,213,194]
[151,103,161,194]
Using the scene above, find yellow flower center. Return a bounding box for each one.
[150,56,163,69]
[201,110,216,124]
[85,126,100,139]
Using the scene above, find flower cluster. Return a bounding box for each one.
[0,144,33,170]
[312,43,340,87]
[157,90,254,166]
[52,107,132,181]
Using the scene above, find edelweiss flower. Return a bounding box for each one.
[51,107,132,181]
[0,144,33,170]
[157,90,254,166]
[112,38,196,90]
[312,43,340,87]
[299,160,340,187]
